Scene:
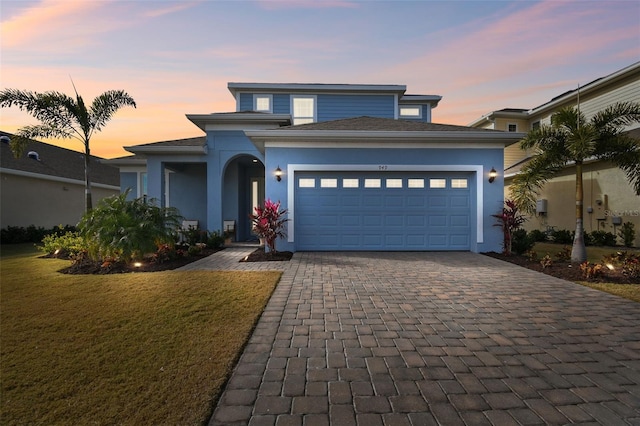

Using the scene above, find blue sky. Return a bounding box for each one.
[1,0,639,158]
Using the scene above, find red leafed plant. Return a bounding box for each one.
[492,199,526,255]
[249,199,289,254]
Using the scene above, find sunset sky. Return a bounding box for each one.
[1,0,639,159]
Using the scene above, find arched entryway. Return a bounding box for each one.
[222,155,264,242]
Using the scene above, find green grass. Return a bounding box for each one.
[0,244,281,425]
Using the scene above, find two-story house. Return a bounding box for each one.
[108,83,523,253]
[469,62,640,245]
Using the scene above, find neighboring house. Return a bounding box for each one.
[0,131,120,229]
[469,62,640,246]
[108,83,523,253]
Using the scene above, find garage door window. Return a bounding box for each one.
[364,178,381,188]
[451,179,468,188]
[430,179,446,188]
[321,178,337,188]
[408,179,425,188]
[343,178,359,188]
[386,178,403,188]
[299,178,315,188]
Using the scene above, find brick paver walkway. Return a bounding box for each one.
[206,251,640,425]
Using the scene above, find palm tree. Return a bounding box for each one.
[511,102,640,263]
[0,87,136,211]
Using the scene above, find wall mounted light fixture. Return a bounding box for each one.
[488,167,498,183]
[275,166,283,182]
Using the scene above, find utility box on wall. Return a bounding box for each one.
[536,199,547,215]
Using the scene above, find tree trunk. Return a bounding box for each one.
[84,141,93,211]
[571,162,587,263]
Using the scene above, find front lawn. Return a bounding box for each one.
[0,245,280,425]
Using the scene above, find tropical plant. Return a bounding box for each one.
[511,228,535,255]
[77,191,182,263]
[492,199,526,255]
[511,102,640,262]
[249,199,288,254]
[38,230,86,258]
[0,86,136,211]
[618,222,636,248]
[589,230,617,247]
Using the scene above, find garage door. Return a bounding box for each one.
[295,171,472,251]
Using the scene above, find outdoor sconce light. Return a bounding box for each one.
[275,166,283,182]
[488,167,498,183]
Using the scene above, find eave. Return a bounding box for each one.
[186,113,292,131]
[246,129,524,154]
[123,145,208,155]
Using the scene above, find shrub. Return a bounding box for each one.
[492,199,527,255]
[249,199,289,253]
[78,191,183,262]
[540,254,553,269]
[38,231,86,258]
[207,230,225,249]
[511,228,535,255]
[580,262,604,280]
[1,224,76,244]
[555,246,571,262]
[618,222,636,248]
[603,251,640,280]
[550,229,573,244]
[589,230,617,247]
[528,229,548,243]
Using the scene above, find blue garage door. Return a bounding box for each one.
[295,171,472,251]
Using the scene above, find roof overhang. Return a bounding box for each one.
[102,157,147,167]
[122,145,207,155]
[186,113,292,131]
[227,83,407,98]
[246,129,524,154]
[400,95,443,108]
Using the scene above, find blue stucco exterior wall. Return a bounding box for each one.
[264,146,505,253]
[120,172,138,200]
[168,163,207,228]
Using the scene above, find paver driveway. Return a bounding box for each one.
[209,251,640,425]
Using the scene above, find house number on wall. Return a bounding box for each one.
[378,165,388,170]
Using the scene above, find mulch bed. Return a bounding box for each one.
[240,248,293,262]
[484,252,637,284]
[55,248,223,275]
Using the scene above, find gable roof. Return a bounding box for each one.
[0,131,119,186]
[246,116,524,153]
[281,116,504,132]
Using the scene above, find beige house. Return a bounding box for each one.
[469,62,640,246]
[0,131,120,229]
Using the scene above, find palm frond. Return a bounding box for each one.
[591,101,640,130]
[510,152,566,214]
[90,90,137,134]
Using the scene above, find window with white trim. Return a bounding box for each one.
[254,95,272,112]
[139,172,148,198]
[399,105,421,118]
[292,96,316,125]
[507,123,517,132]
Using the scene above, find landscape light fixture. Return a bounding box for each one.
[275,166,283,182]
[488,167,498,183]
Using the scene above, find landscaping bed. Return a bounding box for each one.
[240,247,293,262]
[485,251,638,285]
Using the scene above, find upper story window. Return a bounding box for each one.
[507,123,517,132]
[532,121,541,130]
[292,96,316,125]
[399,105,422,118]
[254,95,272,113]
